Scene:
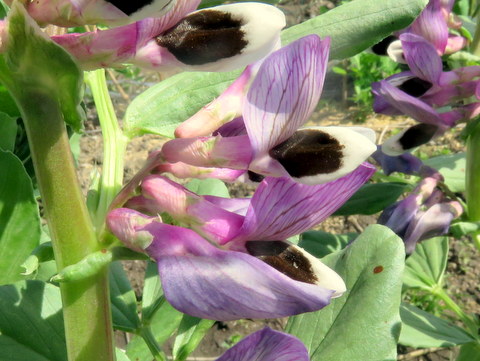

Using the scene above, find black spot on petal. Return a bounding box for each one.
[371,35,397,56]
[246,241,317,284]
[399,123,438,150]
[397,77,433,98]
[157,10,247,65]
[269,129,344,178]
[248,171,265,183]
[105,0,169,16]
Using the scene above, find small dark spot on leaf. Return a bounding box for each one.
[373,265,384,274]
[101,249,108,254]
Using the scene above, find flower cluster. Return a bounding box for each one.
[1,0,286,73]
[371,0,480,155]
[107,35,378,321]
[378,169,462,254]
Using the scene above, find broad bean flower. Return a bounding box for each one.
[161,35,377,185]
[108,164,374,321]
[378,173,462,254]
[1,1,286,73]
[372,33,480,155]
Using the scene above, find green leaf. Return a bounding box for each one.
[333,182,408,216]
[286,225,405,361]
[0,85,19,117]
[185,178,230,198]
[403,237,448,290]
[125,0,426,138]
[0,150,41,285]
[1,3,85,132]
[126,262,183,361]
[0,112,17,152]
[299,230,357,258]
[399,303,475,348]
[450,221,480,238]
[115,349,131,361]
[110,261,141,332]
[281,0,427,58]
[200,0,280,8]
[0,0,8,20]
[172,316,215,361]
[0,281,67,361]
[457,342,480,361]
[424,153,466,193]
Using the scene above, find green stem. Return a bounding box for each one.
[16,91,116,361]
[431,286,478,338]
[85,69,128,235]
[140,326,168,361]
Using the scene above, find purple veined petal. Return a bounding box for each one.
[409,0,448,54]
[372,147,423,176]
[139,175,244,243]
[378,196,420,239]
[374,80,448,126]
[215,327,309,361]
[155,161,245,182]
[400,33,443,84]
[403,201,462,254]
[175,64,260,138]
[143,222,336,321]
[50,0,200,70]
[244,35,330,157]
[161,135,253,169]
[203,196,251,217]
[422,81,478,107]
[107,208,157,252]
[213,117,247,137]
[233,163,375,242]
[264,126,377,185]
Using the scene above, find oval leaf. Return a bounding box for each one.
[286,225,405,361]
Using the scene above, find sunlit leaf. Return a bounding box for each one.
[0,281,67,361]
[286,225,404,361]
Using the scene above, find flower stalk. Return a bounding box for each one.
[85,69,128,235]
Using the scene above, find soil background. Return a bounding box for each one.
[76,1,480,360]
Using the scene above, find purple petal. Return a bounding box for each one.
[155,162,245,182]
[244,35,330,156]
[216,328,309,361]
[234,163,375,242]
[400,33,443,84]
[404,201,462,254]
[175,64,257,138]
[143,222,334,321]
[161,135,253,169]
[140,175,244,243]
[409,0,448,54]
[374,80,448,126]
[213,117,247,137]
[372,147,423,175]
[203,196,251,216]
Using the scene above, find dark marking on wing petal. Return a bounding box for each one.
[371,35,397,56]
[399,123,438,150]
[156,10,247,65]
[397,77,433,98]
[269,129,344,177]
[105,0,171,16]
[247,171,265,183]
[246,241,317,284]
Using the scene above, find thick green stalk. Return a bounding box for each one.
[85,69,128,234]
[17,90,115,361]
[140,326,168,361]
